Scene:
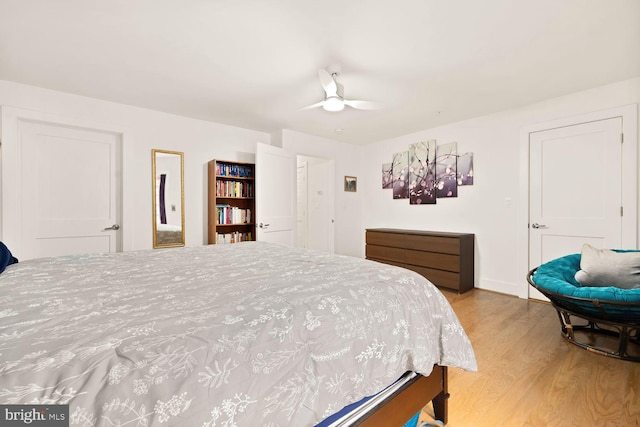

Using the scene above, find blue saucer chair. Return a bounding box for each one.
[527,252,640,362]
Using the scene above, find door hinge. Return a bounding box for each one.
[621,133,624,144]
[621,206,624,217]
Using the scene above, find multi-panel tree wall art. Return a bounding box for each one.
[391,151,409,199]
[381,163,393,189]
[409,140,437,205]
[382,140,473,205]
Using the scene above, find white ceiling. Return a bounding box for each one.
[1,0,639,144]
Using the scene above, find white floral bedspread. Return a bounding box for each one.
[0,242,476,426]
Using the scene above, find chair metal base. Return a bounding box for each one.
[554,304,640,362]
[527,266,640,363]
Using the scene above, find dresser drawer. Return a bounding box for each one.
[368,259,462,290]
[366,231,406,248]
[365,244,406,263]
[404,234,461,255]
[404,250,460,272]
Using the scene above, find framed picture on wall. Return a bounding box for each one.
[344,176,357,192]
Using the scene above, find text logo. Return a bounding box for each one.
[1,405,69,426]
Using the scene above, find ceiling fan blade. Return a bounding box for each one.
[301,101,325,110]
[344,99,382,110]
[318,69,337,97]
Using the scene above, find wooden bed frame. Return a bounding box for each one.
[357,366,449,426]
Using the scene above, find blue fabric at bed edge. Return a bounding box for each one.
[0,241,18,274]
[403,412,420,427]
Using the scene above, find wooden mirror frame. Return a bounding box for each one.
[152,149,185,248]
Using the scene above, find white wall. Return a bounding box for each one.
[283,129,363,257]
[361,77,640,298]
[2,76,639,297]
[0,80,270,252]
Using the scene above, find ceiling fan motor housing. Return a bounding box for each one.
[322,80,346,112]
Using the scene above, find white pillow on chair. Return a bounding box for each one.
[574,243,640,289]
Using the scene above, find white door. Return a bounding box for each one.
[306,159,335,253]
[296,155,336,253]
[529,118,623,299]
[256,143,296,246]
[296,160,309,248]
[20,121,120,259]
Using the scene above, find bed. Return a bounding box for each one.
[0,241,476,426]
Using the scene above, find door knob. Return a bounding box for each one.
[103,224,120,231]
[259,223,270,229]
[531,223,548,229]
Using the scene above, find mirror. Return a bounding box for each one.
[152,149,185,248]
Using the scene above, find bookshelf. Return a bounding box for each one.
[207,159,255,244]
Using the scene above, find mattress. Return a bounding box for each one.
[0,242,476,426]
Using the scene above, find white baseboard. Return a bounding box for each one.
[476,278,528,299]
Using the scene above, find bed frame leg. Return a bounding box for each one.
[432,366,449,425]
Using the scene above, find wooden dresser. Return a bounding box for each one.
[365,228,475,293]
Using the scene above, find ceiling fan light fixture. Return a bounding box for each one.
[323,96,344,112]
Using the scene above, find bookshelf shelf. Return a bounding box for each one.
[216,175,253,180]
[215,196,254,200]
[208,159,256,244]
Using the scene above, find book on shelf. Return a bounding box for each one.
[215,162,253,178]
[216,180,253,198]
[215,205,252,225]
[216,231,253,244]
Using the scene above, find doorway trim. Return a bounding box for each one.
[516,104,638,299]
[0,106,127,256]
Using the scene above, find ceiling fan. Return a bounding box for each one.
[303,68,381,112]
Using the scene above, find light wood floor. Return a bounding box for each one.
[420,289,640,427]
